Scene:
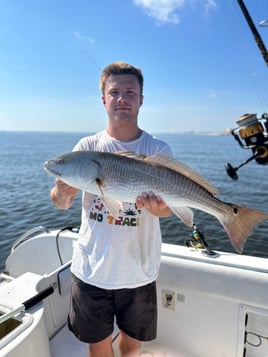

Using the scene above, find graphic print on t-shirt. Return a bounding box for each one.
[89,196,142,227]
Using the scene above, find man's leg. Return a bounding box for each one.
[118,330,141,357]
[115,281,157,356]
[68,276,115,355]
[89,335,114,357]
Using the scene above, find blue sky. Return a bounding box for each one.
[1,0,268,133]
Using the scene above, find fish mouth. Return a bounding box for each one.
[43,161,61,177]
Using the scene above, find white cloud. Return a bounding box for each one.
[74,30,95,45]
[134,0,217,24]
[203,0,217,15]
[134,0,185,24]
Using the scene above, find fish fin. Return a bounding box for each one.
[145,153,219,196]
[96,179,122,217]
[171,207,194,227]
[219,205,268,253]
[112,151,218,195]
[96,178,105,196]
[102,197,123,217]
[113,151,147,160]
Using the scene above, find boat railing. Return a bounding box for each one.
[11,226,50,252]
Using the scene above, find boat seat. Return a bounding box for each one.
[5,234,76,277]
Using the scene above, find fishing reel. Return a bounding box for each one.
[225,113,268,180]
[185,224,216,256]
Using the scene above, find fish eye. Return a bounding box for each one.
[57,159,64,165]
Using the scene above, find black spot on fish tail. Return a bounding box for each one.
[219,205,268,253]
[233,206,238,215]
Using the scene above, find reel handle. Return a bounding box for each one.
[225,151,260,180]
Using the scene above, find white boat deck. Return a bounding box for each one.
[50,323,181,357]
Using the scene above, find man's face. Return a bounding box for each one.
[102,74,143,123]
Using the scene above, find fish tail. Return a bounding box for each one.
[219,205,268,253]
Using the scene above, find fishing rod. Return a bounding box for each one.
[237,0,268,66]
[224,3,268,179]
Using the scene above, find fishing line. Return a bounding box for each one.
[228,0,268,112]
[258,0,268,27]
[258,0,266,22]
[84,49,102,71]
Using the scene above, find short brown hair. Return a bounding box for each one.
[100,61,144,95]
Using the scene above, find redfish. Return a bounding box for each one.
[44,151,268,253]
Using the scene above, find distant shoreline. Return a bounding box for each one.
[0,130,232,136]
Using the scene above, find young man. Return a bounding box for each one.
[50,62,172,357]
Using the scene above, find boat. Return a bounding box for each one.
[0,225,268,357]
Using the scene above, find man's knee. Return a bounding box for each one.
[89,335,113,357]
[119,330,141,356]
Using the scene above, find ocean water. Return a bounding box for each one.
[1,131,268,271]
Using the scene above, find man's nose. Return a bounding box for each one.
[118,93,127,102]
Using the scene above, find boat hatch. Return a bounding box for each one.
[0,308,33,350]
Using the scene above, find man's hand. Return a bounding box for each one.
[136,191,172,217]
[50,179,79,210]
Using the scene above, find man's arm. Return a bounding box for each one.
[50,179,79,210]
[136,192,173,217]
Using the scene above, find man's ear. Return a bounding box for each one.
[139,95,144,107]
[102,95,106,105]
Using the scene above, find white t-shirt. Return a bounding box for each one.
[70,130,172,289]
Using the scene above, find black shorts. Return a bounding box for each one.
[67,274,157,343]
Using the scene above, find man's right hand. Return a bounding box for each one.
[50,179,79,210]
